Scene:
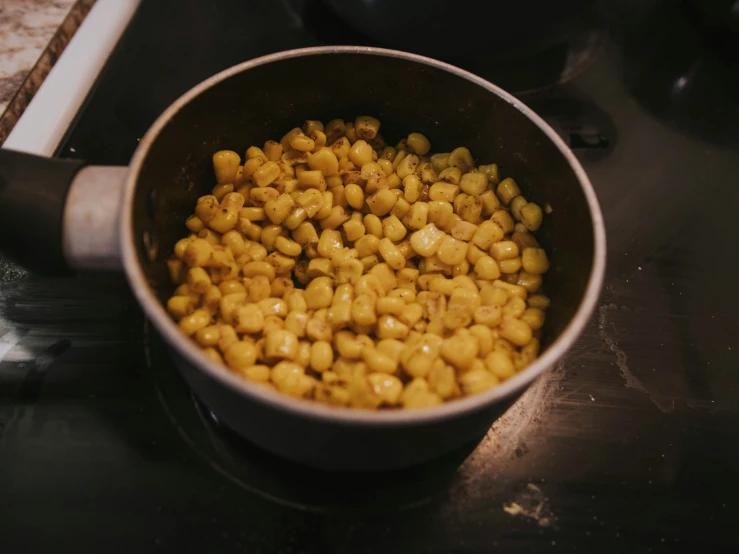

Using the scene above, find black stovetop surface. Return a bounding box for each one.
[2,0,739,552]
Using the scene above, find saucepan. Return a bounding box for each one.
[0,47,606,470]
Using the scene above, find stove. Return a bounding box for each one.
[2,0,739,552]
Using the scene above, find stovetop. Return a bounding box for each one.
[2,0,739,552]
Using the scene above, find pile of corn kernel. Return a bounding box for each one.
[166,116,551,409]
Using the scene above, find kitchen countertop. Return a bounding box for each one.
[0,0,94,143]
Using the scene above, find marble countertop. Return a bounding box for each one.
[0,0,94,143]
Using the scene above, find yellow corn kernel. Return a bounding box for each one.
[241,261,274,282]
[238,364,271,383]
[340,219,363,242]
[521,308,545,330]
[395,154,419,179]
[517,271,543,293]
[249,186,279,206]
[348,139,373,167]
[499,316,532,346]
[502,295,527,318]
[467,243,487,265]
[376,296,405,316]
[429,182,460,202]
[351,293,377,326]
[476,163,498,184]
[334,331,367,359]
[257,297,288,318]
[459,369,499,396]
[216,324,238,353]
[308,340,332,373]
[474,304,502,326]
[259,225,286,252]
[485,351,516,380]
[294,189,324,219]
[401,379,442,409]
[307,258,334,279]
[362,347,398,374]
[441,308,472,330]
[489,240,519,261]
[450,220,478,241]
[249,275,272,302]
[264,193,296,225]
[377,158,393,176]
[448,146,474,172]
[366,189,397,216]
[224,341,258,370]
[308,147,339,176]
[186,214,206,233]
[479,189,501,216]
[472,220,504,250]
[290,221,318,246]
[499,256,522,274]
[409,223,445,257]
[290,134,315,152]
[440,167,462,184]
[406,202,428,230]
[402,174,423,203]
[459,172,487,196]
[306,318,332,342]
[405,132,430,155]
[232,303,264,334]
[315,229,342,258]
[527,294,550,311]
[427,200,454,228]
[365,373,402,405]
[207,207,238,233]
[381,215,406,242]
[240,206,265,221]
[510,195,528,221]
[305,276,334,309]
[183,238,213,267]
[323,118,345,143]
[474,255,502,281]
[427,276,454,296]
[213,150,241,184]
[521,247,550,274]
[297,169,327,191]
[264,329,299,361]
[468,324,493,356]
[319,205,350,230]
[419,149,446,171]
[374,316,407,341]
[354,115,380,140]
[336,258,363,285]
[491,209,515,234]
[271,236,300,257]
[167,296,195,319]
[198,229,221,247]
[436,234,468,265]
[454,193,483,223]
[448,287,481,314]
[262,140,283,162]
[299,121,323,137]
[341,183,363,210]
[426,361,456,399]
[439,332,479,370]
[368,264,396,293]
[250,160,279,187]
[452,259,471,277]
[496,177,521,205]
[390,197,411,220]
[186,266,211,294]
[354,234,379,258]
[284,310,309,337]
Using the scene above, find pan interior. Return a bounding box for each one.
[132,52,596,348]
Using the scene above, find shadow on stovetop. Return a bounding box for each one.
[145,325,481,514]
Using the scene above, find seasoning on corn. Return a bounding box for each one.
[166,117,551,410]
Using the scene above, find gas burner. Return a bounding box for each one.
[291,0,605,94]
[145,323,563,513]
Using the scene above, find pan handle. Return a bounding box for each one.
[0,148,128,274]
